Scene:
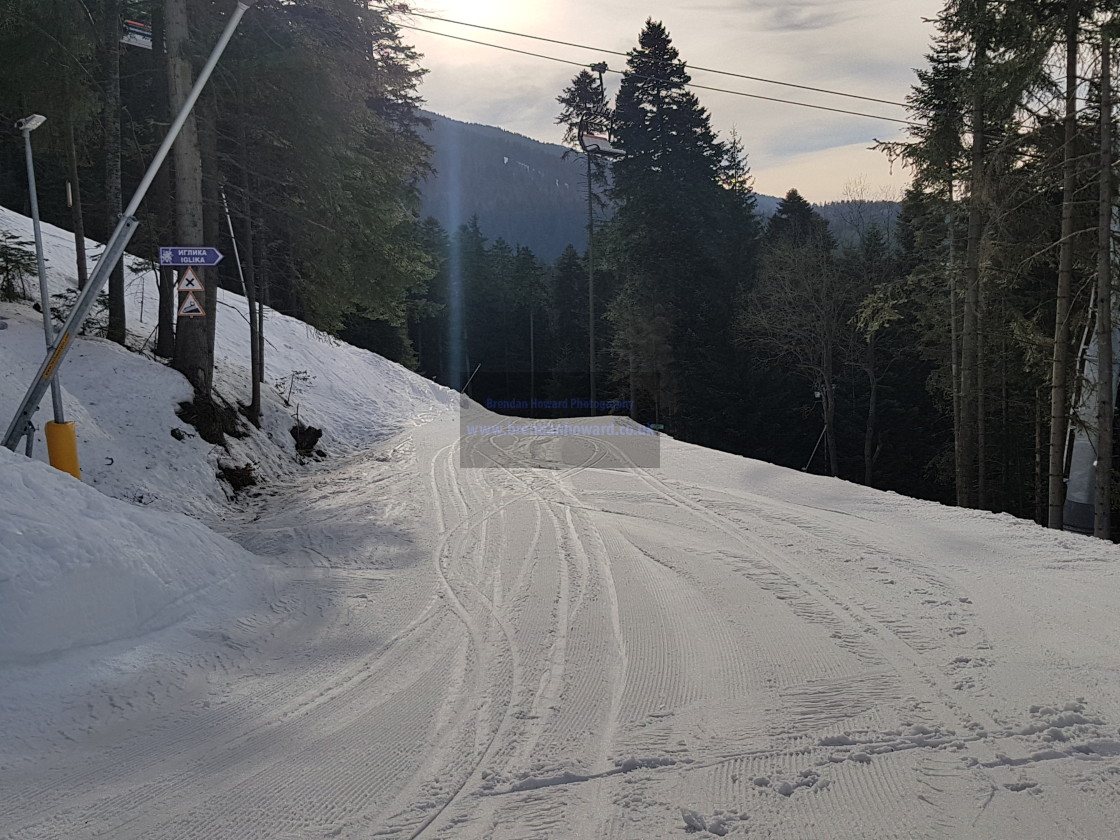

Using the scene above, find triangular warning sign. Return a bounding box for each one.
[177,267,204,292]
[178,292,205,317]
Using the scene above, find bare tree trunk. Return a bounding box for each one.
[104,0,126,345]
[201,100,221,366]
[587,150,596,409]
[978,270,988,507]
[1008,329,1016,512]
[529,307,535,409]
[824,349,838,477]
[1096,26,1113,539]
[241,211,261,425]
[64,99,88,291]
[1036,386,1046,524]
[864,361,877,486]
[948,183,964,506]
[1048,2,1081,529]
[961,25,986,509]
[151,2,176,359]
[236,101,262,426]
[167,0,212,395]
[258,236,268,385]
[629,349,637,419]
[502,301,511,394]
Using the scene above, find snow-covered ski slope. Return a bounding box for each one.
[8,410,1120,838]
[4,208,1120,837]
[1,203,455,664]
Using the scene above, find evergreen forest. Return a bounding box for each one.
[3,1,1120,537]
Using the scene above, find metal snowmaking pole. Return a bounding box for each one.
[2,0,257,455]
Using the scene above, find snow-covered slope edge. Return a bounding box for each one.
[0,446,253,662]
[0,204,457,517]
[0,204,455,663]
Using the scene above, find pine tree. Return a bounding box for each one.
[547,244,588,399]
[1047,0,1088,528]
[606,20,745,430]
[556,69,612,146]
[765,189,834,248]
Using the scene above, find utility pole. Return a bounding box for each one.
[961,10,987,510]
[1095,22,1114,539]
[585,62,608,413]
[586,141,596,411]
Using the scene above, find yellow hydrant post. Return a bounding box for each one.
[45,421,81,480]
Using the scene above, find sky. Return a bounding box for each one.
[400,0,945,203]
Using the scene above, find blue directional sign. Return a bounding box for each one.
[159,246,223,267]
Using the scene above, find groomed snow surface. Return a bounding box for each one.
[5,208,1120,838]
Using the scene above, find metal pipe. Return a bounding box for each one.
[22,123,66,424]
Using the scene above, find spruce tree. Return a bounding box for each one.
[556,68,612,146]
[607,19,747,431]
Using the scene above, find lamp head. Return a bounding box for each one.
[16,115,46,133]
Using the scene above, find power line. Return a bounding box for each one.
[400,10,910,110]
[403,24,588,69]
[399,25,921,128]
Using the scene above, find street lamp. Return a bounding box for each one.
[19,115,55,369]
[4,1,258,457]
[577,70,623,414]
[18,114,81,478]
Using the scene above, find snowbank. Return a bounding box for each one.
[0,446,252,663]
[0,205,457,517]
[0,203,456,662]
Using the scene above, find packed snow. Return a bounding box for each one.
[4,207,1120,838]
[0,446,251,662]
[0,204,456,517]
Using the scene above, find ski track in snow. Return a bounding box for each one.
[7,416,1120,838]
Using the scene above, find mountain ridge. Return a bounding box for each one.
[417,111,895,259]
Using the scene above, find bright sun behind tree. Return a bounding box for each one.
[431,0,520,24]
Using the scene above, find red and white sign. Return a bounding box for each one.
[176,268,204,292]
[178,292,205,318]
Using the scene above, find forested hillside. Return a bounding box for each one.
[2,1,1118,538]
[418,112,588,260]
[0,0,432,427]
[418,112,790,260]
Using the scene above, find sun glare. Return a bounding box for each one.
[431,0,523,26]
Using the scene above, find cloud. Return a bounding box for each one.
[686,0,852,31]
[407,0,942,200]
[751,141,909,203]
[756,2,851,32]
